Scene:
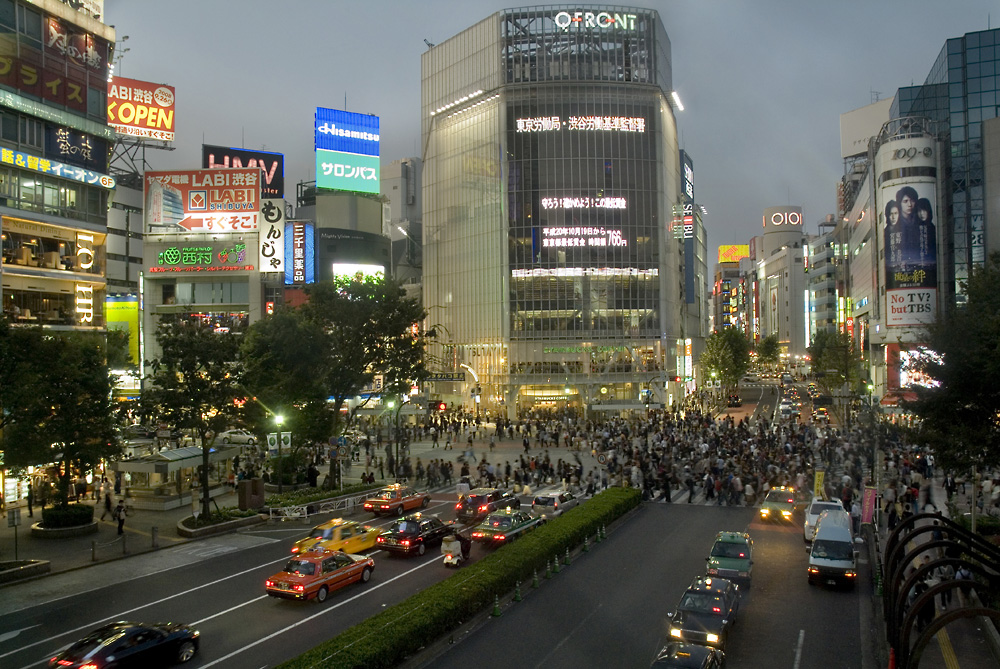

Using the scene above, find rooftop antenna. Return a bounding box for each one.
[871,89,882,103]
[424,39,435,48]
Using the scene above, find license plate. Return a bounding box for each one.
[826,579,837,585]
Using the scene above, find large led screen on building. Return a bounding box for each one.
[882,182,937,326]
[108,76,176,141]
[314,108,380,194]
[144,168,262,234]
[718,245,750,263]
[203,145,284,199]
[105,294,140,364]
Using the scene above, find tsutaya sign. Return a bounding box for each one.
[554,11,638,30]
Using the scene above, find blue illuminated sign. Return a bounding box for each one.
[314,108,380,157]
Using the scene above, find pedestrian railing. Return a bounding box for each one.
[266,491,376,522]
[91,534,128,561]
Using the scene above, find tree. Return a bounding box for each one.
[808,330,863,392]
[241,276,431,488]
[144,318,244,518]
[756,334,781,370]
[0,322,118,508]
[907,252,1000,472]
[700,328,751,393]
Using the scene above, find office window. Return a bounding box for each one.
[16,3,39,46]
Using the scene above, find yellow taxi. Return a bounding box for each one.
[362,483,430,516]
[265,548,374,603]
[291,518,381,555]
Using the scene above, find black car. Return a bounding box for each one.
[667,576,740,650]
[455,487,520,522]
[727,395,742,407]
[49,621,199,667]
[376,513,454,556]
[651,642,726,668]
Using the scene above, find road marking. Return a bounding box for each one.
[792,629,805,669]
[1,556,288,663]
[198,558,439,668]
[0,625,39,644]
[533,603,604,669]
[937,626,960,669]
[193,595,269,626]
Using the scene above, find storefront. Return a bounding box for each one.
[109,445,237,511]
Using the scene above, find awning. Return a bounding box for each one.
[110,445,236,476]
[880,391,918,407]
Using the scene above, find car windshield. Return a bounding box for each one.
[308,526,333,540]
[766,490,794,504]
[809,503,842,518]
[283,560,316,575]
[487,517,513,529]
[679,592,726,614]
[711,542,748,559]
[811,539,854,561]
[533,497,554,506]
[390,521,419,534]
[465,495,487,506]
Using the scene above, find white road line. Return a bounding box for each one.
[193,595,270,626]
[792,629,805,669]
[3,556,288,663]
[199,558,439,668]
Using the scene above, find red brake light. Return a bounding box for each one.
[376,536,384,543]
[456,503,462,509]
[266,580,274,587]
[786,498,794,503]
[738,553,745,558]
[291,547,300,553]
[712,607,721,613]
[479,505,489,512]
[402,539,410,546]
[80,664,99,669]
[496,534,506,541]
[294,584,304,592]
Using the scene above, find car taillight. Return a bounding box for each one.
[808,567,819,574]
[479,505,489,512]
[55,661,74,667]
[294,584,304,592]
[402,539,410,546]
[738,553,745,557]
[380,505,390,510]
[266,580,274,587]
[377,536,384,543]
[456,503,463,509]
[846,571,856,578]
[291,547,300,553]
[80,664,99,669]
[712,606,721,613]
[472,532,483,538]
[496,534,506,541]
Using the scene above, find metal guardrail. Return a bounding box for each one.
[266,491,376,522]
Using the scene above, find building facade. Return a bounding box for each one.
[747,206,807,357]
[421,6,688,417]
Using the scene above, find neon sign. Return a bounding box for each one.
[554,11,637,30]
[541,227,627,248]
[541,196,626,210]
[515,116,645,133]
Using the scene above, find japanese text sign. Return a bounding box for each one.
[0,146,114,189]
[144,168,261,234]
[146,240,257,274]
[108,76,176,141]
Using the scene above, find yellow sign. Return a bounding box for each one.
[718,244,750,263]
[813,469,826,501]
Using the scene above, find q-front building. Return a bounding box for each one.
[422,6,690,418]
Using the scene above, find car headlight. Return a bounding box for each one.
[670,628,682,638]
[706,633,719,643]
[781,510,792,518]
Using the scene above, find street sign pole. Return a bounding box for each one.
[8,508,21,560]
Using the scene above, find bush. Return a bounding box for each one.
[41,503,94,528]
[278,487,641,669]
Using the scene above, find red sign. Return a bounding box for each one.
[144,168,261,234]
[108,76,176,141]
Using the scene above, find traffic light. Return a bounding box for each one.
[437,402,447,411]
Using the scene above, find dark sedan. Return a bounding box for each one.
[49,621,199,667]
[668,576,740,650]
[455,487,520,522]
[376,513,454,556]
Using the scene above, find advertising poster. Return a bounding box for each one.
[108,76,176,141]
[314,108,380,194]
[105,295,140,364]
[883,182,937,326]
[144,168,261,234]
[145,240,257,274]
[861,487,877,525]
[203,145,284,199]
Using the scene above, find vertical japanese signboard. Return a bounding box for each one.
[314,108,380,194]
[258,199,285,274]
[285,221,314,285]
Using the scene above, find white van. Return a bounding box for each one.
[807,509,857,588]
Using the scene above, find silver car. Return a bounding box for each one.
[531,491,579,518]
[803,498,845,543]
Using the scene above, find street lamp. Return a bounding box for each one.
[274,414,284,494]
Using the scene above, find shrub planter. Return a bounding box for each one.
[177,513,267,539]
[30,520,99,538]
[0,559,51,584]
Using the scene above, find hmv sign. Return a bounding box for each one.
[203,145,284,199]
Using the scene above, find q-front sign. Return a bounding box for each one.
[554,11,638,30]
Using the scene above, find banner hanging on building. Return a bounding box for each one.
[107,76,176,141]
